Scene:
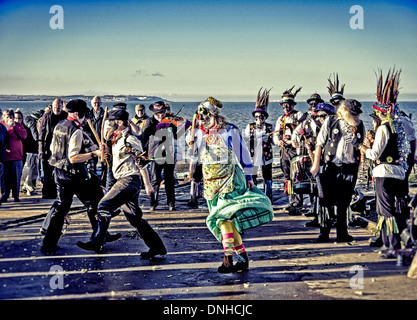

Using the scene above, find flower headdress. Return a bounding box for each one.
[373,67,410,171]
[198,96,223,114]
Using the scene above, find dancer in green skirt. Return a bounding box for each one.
[187,97,274,273]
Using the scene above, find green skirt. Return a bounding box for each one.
[206,165,274,242]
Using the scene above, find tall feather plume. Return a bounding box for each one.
[293,87,302,98]
[374,69,382,102]
[392,69,401,102]
[283,85,295,96]
[256,87,262,108]
[327,73,345,95]
[282,85,301,97]
[256,87,272,108]
[375,68,401,105]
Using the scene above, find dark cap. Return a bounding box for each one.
[113,102,127,110]
[135,104,146,111]
[66,99,89,115]
[343,99,362,115]
[108,109,129,122]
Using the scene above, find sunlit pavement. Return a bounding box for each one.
[0,186,416,301]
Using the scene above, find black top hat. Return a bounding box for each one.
[66,99,89,115]
[113,102,127,110]
[108,109,129,122]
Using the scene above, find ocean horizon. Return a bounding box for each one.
[2,100,417,134]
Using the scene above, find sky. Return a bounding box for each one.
[0,0,416,102]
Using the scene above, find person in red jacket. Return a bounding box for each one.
[0,109,27,202]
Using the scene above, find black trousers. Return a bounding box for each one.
[149,162,176,206]
[92,175,165,250]
[42,170,103,248]
[319,162,359,236]
[40,158,57,199]
[253,163,273,181]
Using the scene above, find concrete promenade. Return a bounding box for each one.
[0,178,416,302]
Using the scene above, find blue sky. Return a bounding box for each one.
[0,0,416,101]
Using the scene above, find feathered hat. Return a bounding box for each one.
[280,86,302,105]
[373,68,401,113]
[306,93,324,105]
[327,73,345,104]
[198,96,223,115]
[373,67,410,171]
[252,87,272,118]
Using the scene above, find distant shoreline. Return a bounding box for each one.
[0,94,166,102]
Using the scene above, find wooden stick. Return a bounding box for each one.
[264,129,281,136]
[87,119,110,167]
[87,119,101,147]
[100,106,108,162]
[188,113,198,180]
[188,113,198,147]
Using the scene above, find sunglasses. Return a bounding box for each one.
[198,107,210,116]
[315,114,327,119]
[254,115,265,120]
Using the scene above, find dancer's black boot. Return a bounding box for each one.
[217,255,234,273]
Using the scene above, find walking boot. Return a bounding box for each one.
[217,255,234,273]
[336,234,354,243]
[140,246,167,259]
[40,244,60,255]
[234,252,249,273]
[76,241,104,254]
[335,207,353,242]
[186,197,198,209]
[187,181,199,208]
[317,227,331,243]
[106,232,122,242]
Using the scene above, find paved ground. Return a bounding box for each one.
[1,177,416,302]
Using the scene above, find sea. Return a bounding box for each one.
[2,100,417,133]
[3,100,417,181]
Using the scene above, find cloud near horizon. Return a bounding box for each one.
[132,70,165,78]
